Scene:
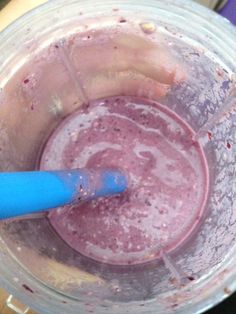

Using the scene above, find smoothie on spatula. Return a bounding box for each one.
[40,96,208,265]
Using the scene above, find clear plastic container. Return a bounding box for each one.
[0,1,236,313]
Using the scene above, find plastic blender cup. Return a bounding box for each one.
[0,1,236,313]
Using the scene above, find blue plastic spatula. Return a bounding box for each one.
[0,169,127,219]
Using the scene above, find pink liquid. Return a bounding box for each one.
[40,96,209,265]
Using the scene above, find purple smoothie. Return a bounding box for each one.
[40,96,209,265]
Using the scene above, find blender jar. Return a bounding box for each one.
[0,0,236,313]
